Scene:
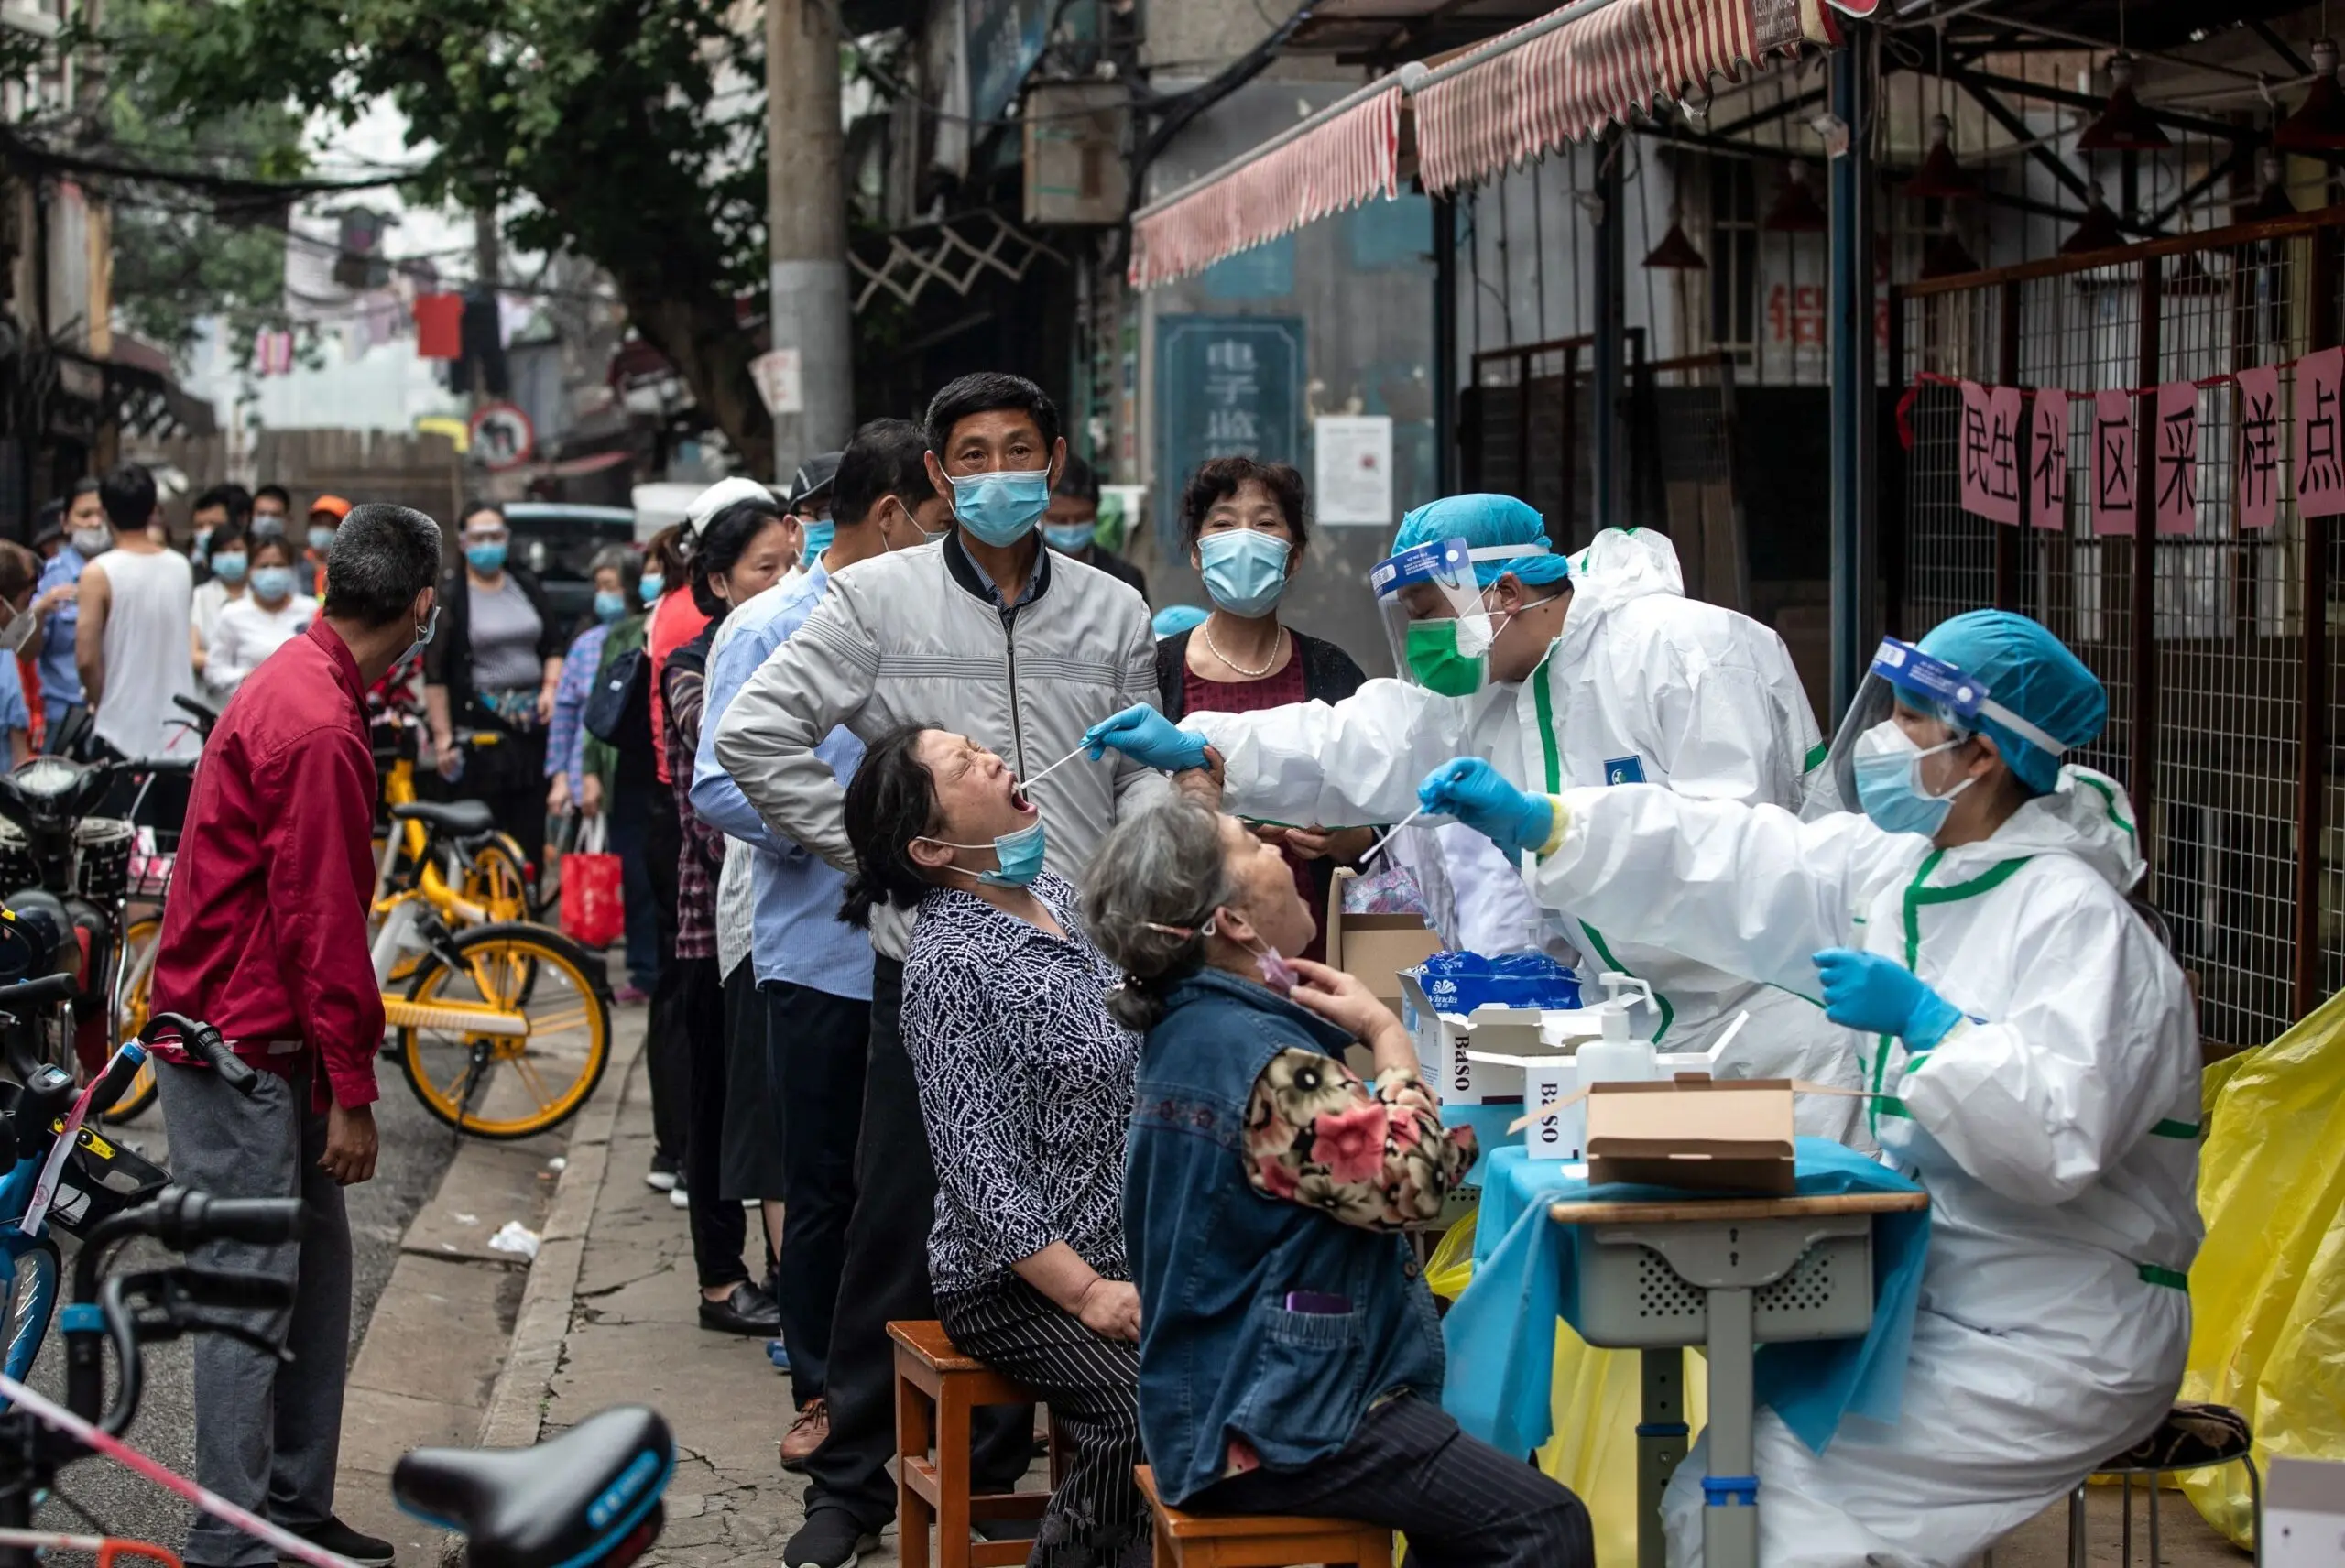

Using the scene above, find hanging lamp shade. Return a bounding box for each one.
[2249,150,2297,221]
[2076,55,2172,152]
[2059,191,2126,255]
[2277,39,2345,149]
[1919,218,1980,280]
[1764,161,1827,233]
[1642,220,1707,269]
[1902,114,1978,201]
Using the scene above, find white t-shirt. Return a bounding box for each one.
[191,577,243,649]
[88,546,196,761]
[205,593,318,698]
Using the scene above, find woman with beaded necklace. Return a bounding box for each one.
[1152,457,1372,962]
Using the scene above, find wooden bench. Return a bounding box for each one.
[889,1319,1062,1568]
[1135,1465,1394,1568]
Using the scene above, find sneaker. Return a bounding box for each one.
[670,1184,690,1210]
[699,1279,781,1336]
[782,1508,876,1568]
[279,1518,394,1567]
[615,984,650,1006]
[766,1338,791,1372]
[644,1153,679,1192]
[778,1398,829,1470]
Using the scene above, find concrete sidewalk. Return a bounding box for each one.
[485,1020,887,1566]
[495,1041,2249,1568]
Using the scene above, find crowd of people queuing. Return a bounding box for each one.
[36,357,2201,1568]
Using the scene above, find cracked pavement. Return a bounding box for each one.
[541,1052,907,1567]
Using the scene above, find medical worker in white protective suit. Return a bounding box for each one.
[1083,494,1866,1138]
[1419,609,2201,1568]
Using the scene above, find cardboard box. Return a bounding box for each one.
[1584,1076,1797,1195]
[2267,1455,2345,1566]
[1324,868,1444,1017]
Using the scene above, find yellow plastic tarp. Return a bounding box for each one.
[2180,989,2345,1546]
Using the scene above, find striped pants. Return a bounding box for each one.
[938,1277,1150,1568]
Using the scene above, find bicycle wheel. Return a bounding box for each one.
[465,833,538,923]
[393,921,609,1139]
[102,917,160,1124]
[0,1237,59,1398]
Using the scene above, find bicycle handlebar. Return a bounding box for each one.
[140,1013,258,1097]
[0,975,77,1011]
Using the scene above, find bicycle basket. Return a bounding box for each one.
[41,1123,169,1236]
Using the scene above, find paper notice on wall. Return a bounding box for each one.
[2235,364,2282,529]
[2028,388,2068,529]
[751,349,803,416]
[1314,415,1394,525]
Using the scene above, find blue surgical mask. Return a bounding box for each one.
[1852,722,1975,839]
[926,816,1047,887]
[799,519,835,561]
[638,573,664,604]
[947,468,1052,548]
[308,525,337,552]
[465,540,508,574]
[248,565,296,602]
[250,516,286,539]
[1042,521,1095,554]
[210,551,249,585]
[1198,529,1292,618]
[594,589,627,623]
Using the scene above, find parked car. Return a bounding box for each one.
[499,503,637,627]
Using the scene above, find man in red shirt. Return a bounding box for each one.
[150,502,442,1568]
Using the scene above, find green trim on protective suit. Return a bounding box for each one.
[2150,1117,2201,1138]
[2137,1263,2188,1290]
[2073,772,2137,836]
[1804,740,1829,773]
[1869,849,2034,1138]
[1533,648,1673,1043]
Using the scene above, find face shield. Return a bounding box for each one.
[0,600,37,657]
[1807,637,2072,819]
[1371,536,1550,698]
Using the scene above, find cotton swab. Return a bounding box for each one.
[1358,806,1428,866]
[1016,741,1096,792]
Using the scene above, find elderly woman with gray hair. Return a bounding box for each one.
[1081,799,1593,1568]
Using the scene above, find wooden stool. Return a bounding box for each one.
[889,1319,1062,1568]
[1135,1465,1394,1568]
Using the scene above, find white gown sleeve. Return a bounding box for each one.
[1531,786,1884,998]
[1186,679,1475,828]
[1897,880,2196,1207]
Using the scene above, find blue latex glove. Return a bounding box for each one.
[1813,948,1963,1049]
[1082,703,1209,773]
[1417,757,1555,858]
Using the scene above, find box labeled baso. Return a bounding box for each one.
[1583,1075,1799,1195]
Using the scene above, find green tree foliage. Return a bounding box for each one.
[114,0,776,469]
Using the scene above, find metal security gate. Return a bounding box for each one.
[1892,210,2345,1046]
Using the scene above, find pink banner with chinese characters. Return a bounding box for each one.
[2091,389,2137,536]
[2153,381,2199,536]
[1959,381,2023,525]
[2235,365,2283,529]
[2029,388,2067,529]
[2297,347,2345,519]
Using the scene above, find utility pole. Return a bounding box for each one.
[767,0,853,475]
[473,203,501,406]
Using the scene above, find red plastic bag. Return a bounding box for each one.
[560,816,623,949]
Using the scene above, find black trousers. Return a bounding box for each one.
[678,954,747,1290]
[1186,1394,1594,1568]
[941,1279,1148,1568]
[799,956,1034,1531]
[762,977,869,1409]
[641,786,690,1167]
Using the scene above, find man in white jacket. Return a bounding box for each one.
[714,371,1167,1568]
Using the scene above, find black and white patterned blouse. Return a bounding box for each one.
[900,870,1141,1298]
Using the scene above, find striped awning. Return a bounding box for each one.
[1128,78,1406,289]
[1416,0,1858,193]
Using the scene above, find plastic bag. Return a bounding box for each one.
[2178,991,2345,1546]
[559,815,623,949]
[1426,1211,1478,1301]
[1410,950,1583,1015]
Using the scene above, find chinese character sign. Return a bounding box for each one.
[2154,381,2199,536]
[2297,347,2345,519]
[1959,381,2023,525]
[2234,365,2282,530]
[2029,388,2068,530]
[2092,389,2137,536]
